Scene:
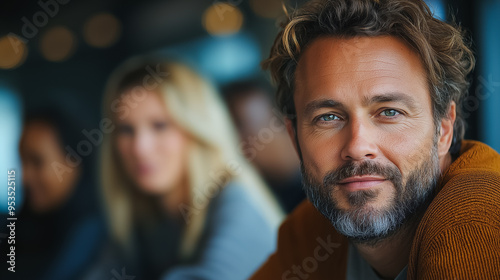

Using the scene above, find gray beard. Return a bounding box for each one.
[301,141,441,245]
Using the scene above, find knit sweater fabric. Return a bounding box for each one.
[251,140,500,279]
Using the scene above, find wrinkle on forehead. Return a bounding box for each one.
[294,36,428,101]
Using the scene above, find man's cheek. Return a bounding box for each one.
[306,147,335,172]
[305,159,326,183]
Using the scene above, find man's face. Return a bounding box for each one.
[291,36,442,243]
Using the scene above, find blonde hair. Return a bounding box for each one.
[100,57,283,259]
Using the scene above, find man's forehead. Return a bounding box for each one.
[294,35,428,104]
[297,36,420,76]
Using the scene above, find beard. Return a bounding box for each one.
[301,139,441,245]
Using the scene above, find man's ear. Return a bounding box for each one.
[437,101,457,158]
[285,117,300,157]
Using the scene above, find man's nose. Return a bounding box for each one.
[340,117,379,161]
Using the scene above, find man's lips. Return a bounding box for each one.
[338,176,387,190]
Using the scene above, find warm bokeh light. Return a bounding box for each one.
[0,35,28,69]
[250,0,284,19]
[40,26,76,62]
[203,3,243,36]
[83,13,122,48]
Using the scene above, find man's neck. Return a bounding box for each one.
[353,220,419,279]
[439,153,453,174]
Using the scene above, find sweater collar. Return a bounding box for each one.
[436,140,500,193]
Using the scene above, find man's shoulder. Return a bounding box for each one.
[413,140,500,253]
[409,141,500,279]
[421,168,500,238]
[250,200,349,280]
[441,140,500,182]
[422,140,500,227]
[435,140,500,217]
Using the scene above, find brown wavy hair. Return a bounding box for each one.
[263,0,475,153]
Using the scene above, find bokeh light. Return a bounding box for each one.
[40,26,76,62]
[83,13,122,48]
[203,3,243,36]
[0,35,28,69]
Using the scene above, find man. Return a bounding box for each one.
[251,0,500,279]
[223,81,305,213]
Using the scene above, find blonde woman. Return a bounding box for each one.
[99,57,283,279]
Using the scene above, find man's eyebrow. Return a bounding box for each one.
[303,93,418,117]
[364,92,419,110]
[304,99,344,117]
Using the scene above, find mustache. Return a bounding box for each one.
[323,160,403,187]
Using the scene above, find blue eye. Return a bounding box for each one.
[380,109,400,117]
[320,114,340,121]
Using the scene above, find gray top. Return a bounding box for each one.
[82,182,278,280]
[346,242,407,280]
[162,182,278,280]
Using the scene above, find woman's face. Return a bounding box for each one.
[115,89,190,194]
[20,122,79,213]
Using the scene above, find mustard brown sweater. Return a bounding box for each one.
[251,140,500,279]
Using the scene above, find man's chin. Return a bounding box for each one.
[336,204,379,215]
[327,201,404,243]
[334,203,393,222]
[332,187,388,209]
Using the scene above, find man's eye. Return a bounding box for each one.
[380,109,401,117]
[319,114,341,121]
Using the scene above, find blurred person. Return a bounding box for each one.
[0,109,105,280]
[99,58,283,279]
[223,81,305,213]
[252,0,500,279]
